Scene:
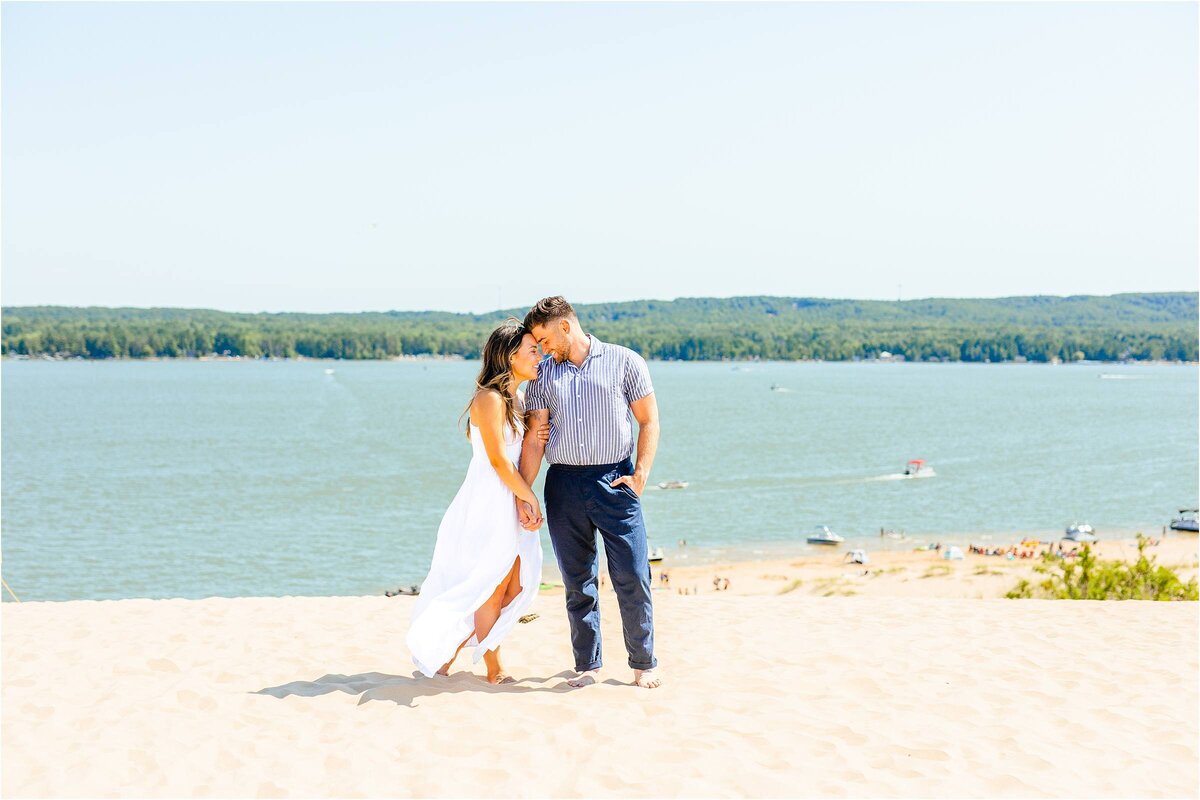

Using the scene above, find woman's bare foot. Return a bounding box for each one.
[567,669,600,688]
[438,637,471,676]
[486,671,517,685]
[481,648,517,684]
[633,669,662,689]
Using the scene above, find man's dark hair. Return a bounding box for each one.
[523,296,576,330]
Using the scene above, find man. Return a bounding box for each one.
[517,296,662,689]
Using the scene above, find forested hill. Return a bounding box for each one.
[3,293,1197,362]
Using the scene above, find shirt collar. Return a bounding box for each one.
[584,333,605,360]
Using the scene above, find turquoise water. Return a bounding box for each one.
[2,359,1196,601]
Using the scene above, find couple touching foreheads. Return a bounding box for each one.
[406,296,663,689]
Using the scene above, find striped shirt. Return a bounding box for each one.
[524,333,654,466]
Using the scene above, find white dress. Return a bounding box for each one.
[407,414,544,678]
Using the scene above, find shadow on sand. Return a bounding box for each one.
[252,670,580,708]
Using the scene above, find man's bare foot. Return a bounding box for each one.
[634,669,662,689]
[567,669,599,688]
[486,671,517,685]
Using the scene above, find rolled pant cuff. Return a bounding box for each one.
[576,661,602,672]
[628,659,657,670]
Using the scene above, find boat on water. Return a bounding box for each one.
[807,526,845,545]
[1170,509,1199,532]
[657,480,689,490]
[1064,523,1098,543]
[648,546,665,563]
[902,459,934,478]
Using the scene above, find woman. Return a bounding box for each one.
[407,319,547,684]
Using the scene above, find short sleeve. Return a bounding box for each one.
[524,360,551,411]
[622,351,654,404]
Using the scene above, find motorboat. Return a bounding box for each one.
[807,526,845,545]
[902,459,934,477]
[1063,523,1098,543]
[1170,509,1199,532]
[657,480,689,490]
[648,546,665,563]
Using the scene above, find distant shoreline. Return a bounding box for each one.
[5,293,1197,362]
[6,532,1195,605]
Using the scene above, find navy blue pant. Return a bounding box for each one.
[544,458,657,672]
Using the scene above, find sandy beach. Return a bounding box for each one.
[3,537,1197,798]
[653,537,1200,600]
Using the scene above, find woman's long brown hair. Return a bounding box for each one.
[462,318,527,439]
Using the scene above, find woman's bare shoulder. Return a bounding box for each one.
[469,388,505,423]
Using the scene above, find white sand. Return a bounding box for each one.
[3,582,1197,798]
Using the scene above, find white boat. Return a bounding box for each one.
[1170,509,1199,532]
[648,546,665,563]
[807,526,845,545]
[1064,523,1098,543]
[902,459,935,478]
[657,480,689,490]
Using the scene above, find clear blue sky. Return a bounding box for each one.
[2,2,1196,314]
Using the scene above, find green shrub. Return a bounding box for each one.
[1006,534,1198,601]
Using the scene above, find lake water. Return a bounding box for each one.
[2,359,1196,601]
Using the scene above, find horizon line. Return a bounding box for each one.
[3,289,1197,317]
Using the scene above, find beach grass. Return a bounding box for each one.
[1006,534,1199,600]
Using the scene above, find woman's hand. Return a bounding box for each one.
[517,498,544,531]
[527,497,544,528]
[536,421,551,444]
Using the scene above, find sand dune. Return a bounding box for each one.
[3,581,1197,798]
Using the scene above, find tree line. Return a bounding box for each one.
[2,293,1196,362]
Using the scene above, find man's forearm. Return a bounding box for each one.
[632,420,659,481]
[519,438,545,487]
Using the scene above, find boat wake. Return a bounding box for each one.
[868,469,937,482]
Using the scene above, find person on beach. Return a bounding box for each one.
[517,296,663,690]
[406,319,550,684]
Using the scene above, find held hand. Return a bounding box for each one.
[517,498,543,531]
[536,422,551,444]
[611,473,646,497]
